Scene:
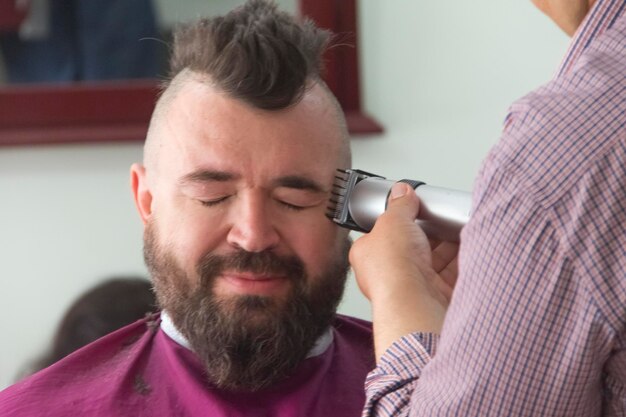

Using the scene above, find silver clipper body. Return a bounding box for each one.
[327,169,471,242]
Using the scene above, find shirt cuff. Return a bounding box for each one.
[362,333,439,417]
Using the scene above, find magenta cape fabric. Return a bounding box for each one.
[0,313,374,416]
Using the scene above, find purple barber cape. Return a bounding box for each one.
[0,313,374,417]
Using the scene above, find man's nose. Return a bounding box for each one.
[226,194,280,253]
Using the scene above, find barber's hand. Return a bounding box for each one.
[350,182,459,360]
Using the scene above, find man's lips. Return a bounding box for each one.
[218,272,291,295]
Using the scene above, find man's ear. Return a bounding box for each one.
[130,163,153,225]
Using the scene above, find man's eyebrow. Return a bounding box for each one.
[178,170,238,185]
[273,176,326,192]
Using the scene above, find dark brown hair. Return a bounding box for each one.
[19,277,156,379]
[167,0,330,110]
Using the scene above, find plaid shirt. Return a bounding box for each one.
[363,1,626,416]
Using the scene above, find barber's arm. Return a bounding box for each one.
[350,182,459,360]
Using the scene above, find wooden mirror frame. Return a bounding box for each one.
[0,0,382,147]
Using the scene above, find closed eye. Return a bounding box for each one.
[278,200,308,211]
[273,188,326,212]
[199,196,230,207]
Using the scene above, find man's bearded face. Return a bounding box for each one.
[144,221,350,391]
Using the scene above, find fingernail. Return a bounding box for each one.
[390,183,408,199]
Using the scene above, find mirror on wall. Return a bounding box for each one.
[0,0,297,85]
[0,0,380,146]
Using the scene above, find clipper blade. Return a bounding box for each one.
[325,169,349,220]
[326,169,385,232]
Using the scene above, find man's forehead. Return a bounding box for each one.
[178,167,329,192]
[148,74,349,177]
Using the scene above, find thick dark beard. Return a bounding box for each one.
[144,221,350,392]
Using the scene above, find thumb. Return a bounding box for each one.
[385,182,420,220]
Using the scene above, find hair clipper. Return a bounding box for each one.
[326,169,471,242]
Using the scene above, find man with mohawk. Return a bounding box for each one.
[0,2,373,416]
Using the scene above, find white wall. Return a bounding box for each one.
[355,0,568,188]
[0,1,569,390]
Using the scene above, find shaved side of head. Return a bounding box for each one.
[143,70,197,178]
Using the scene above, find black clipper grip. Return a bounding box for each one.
[398,179,425,189]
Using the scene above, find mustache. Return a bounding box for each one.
[197,250,305,284]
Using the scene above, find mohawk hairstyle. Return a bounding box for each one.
[167,0,331,110]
